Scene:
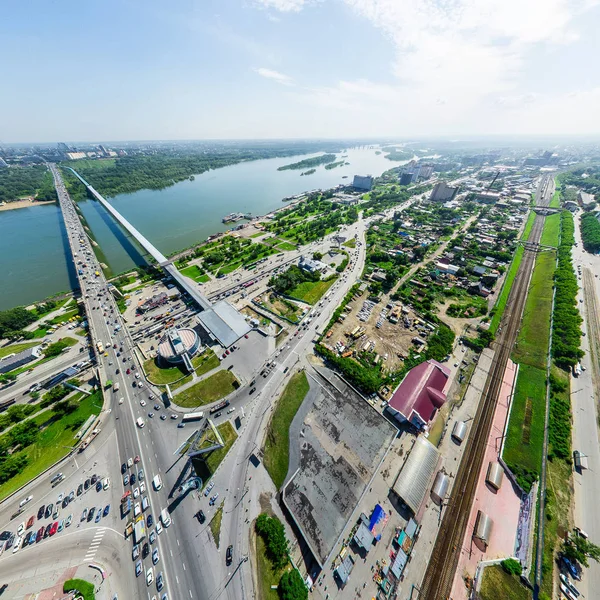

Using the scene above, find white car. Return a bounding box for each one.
[146,567,154,586]
[138,382,144,389]
[127,457,134,468]
[133,487,140,499]
[12,537,22,553]
[17,522,25,536]
[155,522,163,535]
[19,495,33,508]
[140,481,146,494]
[140,400,146,407]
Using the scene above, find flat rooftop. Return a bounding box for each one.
[283,369,397,566]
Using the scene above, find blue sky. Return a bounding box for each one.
[3,0,600,142]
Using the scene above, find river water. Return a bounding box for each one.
[0,147,405,309]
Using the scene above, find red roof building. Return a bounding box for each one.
[387,360,451,430]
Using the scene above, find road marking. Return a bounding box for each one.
[189,590,193,598]
[177,539,180,546]
[170,549,173,557]
[176,576,180,584]
[183,562,186,571]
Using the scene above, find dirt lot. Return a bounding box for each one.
[326,289,432,371]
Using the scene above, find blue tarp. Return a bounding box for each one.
[369,504,389,541]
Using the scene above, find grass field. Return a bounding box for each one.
[209,503,224,548]
[250,232,266,238]
[480,565,531,600]
[179,264,210,283]
[540,213,561,248]
[144,358,186,385]
[173,370,238,407]
[512,251,555,370]
[343,238,356,248]
[256,534,287,600]
[193,421,237,486]
[263,371,310,489]
[277,241,296,251]
[288,277,336,305]
[549,178,561,209]
[0,391,103,501]
[522,211,536,241]
[489,247,524,335]
[0,341,39,360]
[191,349,220,374]
[503,365,546,487]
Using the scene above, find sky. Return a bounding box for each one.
[3,0,600,142]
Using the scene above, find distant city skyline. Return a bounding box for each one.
[3,0,600,142]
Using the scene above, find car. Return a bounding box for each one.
[96,481,102,493]
[37,505,46,520]
[58,519,65,532]
[138,469,144,481]
[134,455,141,464]
[127,457,133,467]
[126,369,131,375]
[77,484,83,496]
[142,542,150,558]
[103,478,110,491]
[36,526,44,543]
[123,474,130,486]
[196,510,206,523]
[131,473,137,484]
[135,560,142,577]
[152,547,159,564]
[81,508,88,522]
[214,411,222,418]
[62,496,69,508]
[19,495,33,508]
[49,521,59,536]
[146,568,154,587]
[204,482,215,496]
[177,423,185,428]
[17,522,25,536]
[135,373,141,379]
[160,414,166,421]
[116,369,120,375]
[156,572,164,591]
[209,493,219,506]
[140,399,146,406]
[65,514,73,527]
[91,474,98,484]
[57,493,64,503]
[249,387,256,394]
[133,487,140,499]
[12,537,22,553]
[149,530,156,545]
[155,522,163,535]
[140,481,146,494]
[95,510,102,523]
[44,524,52,538]
[87,508,95,522]
[103,505,110,517]
[132,544,140,561]
[84,478,91,490]
[69,490,75,502]
[148,413,154,419]
[139,382,144,388]
[147,514,154,528]
[170,414,178,420]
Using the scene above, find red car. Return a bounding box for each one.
[126,368,131,375]
[134,455,141,464]
[36,526,44,543]
[49,521,59,536]
[26,515,35,529]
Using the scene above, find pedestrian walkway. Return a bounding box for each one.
[84,527,106,562]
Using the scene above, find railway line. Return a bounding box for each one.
[419,183,549,599]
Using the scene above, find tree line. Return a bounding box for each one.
[0,165,57,203]
[277,154,336,171]
[580,212,600,254]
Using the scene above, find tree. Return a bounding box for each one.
[562,533,600,568]
[279,570,307,600]
[501,558,522,576]
[256,514,289,569]
[312,251,323,261]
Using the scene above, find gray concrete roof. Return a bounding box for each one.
[196,300,251,348]
[283,370,397,566]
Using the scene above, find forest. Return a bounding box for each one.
[580,212,600,253]
[0,165,57,203]
[277,153,337,171]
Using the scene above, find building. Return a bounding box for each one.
[353,175,374,191]
[474,191,501,204]
[137,291,169,313]
[66,152,87,160]
[419,165,434,179]
[386,359,450,429]
[400,172,414,186]
[298,255,327,276]
[429,182,458,203]
[157,327,201,370]
[0,345,42,374]
[579,191,596,208]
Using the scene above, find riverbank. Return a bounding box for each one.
[0,198,56,212]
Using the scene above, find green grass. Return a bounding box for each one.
[343,238,357,248]
[209,503,224,548]
[264,371,310,489]
[219,260,243,275]
[256,534,287,600]
[0,342,39,360]
[549,179,561,209]
[503,365,546,487]
[0,391,103,501]
[144,358,187,385]
[180,264,210,283]
[277,241,297,251]
[193,421,237,486]
[512,251,555,369]
[190,349,220,374]
[64,578,95,600]
[480,565,531,600]
[522,211,536,241]
[540,213,560,248]
[489,246,524,335]
[172,370,238,408]
[288,277,336,305]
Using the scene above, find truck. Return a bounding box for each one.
[133,515,146,544]
[113,382,120,392]
[573,363,582,377]
[209,400,230,415]
[96,341,104,354]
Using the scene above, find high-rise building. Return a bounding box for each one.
[430,182,459,202]
[419,165,434,179]
[353,175,374,191]
[400,173,414,186]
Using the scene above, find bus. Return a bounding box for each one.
[182,411,204,423]
[96,341,104,354]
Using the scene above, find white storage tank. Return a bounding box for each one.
[485,461,504,491]
[430,471,449,506]
[451,420,467,444]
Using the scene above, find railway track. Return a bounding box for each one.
[419,212,546,599]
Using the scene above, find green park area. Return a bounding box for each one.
[288,277,335,305]
[270,264,336,305]
[0,391,103,501]
[502,364,546,492]
[209,503,224,547]
[64,579,95,600]
[180,264,210,283]
[173,370,238,408]
[343,238,356,248]
[193,421,237,488]
[0,341,39,360]
[540,213,561,248]
[264,370,310,489]
[144,349,219,387]
[480,565,530,600]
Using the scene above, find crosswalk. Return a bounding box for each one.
[84,527,106,561]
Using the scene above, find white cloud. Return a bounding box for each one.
[253,0,319,12]
[254,67,296,85]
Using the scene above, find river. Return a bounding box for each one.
[0,147,406,310]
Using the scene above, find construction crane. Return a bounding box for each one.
[486,171,500,192]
